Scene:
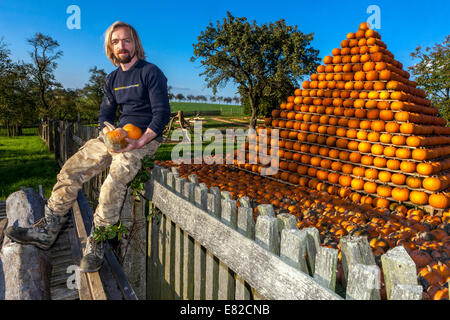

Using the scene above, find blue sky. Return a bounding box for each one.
[0,0,449,98]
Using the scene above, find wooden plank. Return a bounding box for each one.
[72,199,107,300]
[149,179,342,300]
[164,217,176,299]
[182,232,195,300]
[346,264,381,300]
[218,198,237,300]
[193,184,208,300]
[194,240,206,300]
[205,250,219,300]
[235,206,254,300]
[174,225,184,300]
[158,213,167,299]
[313,246,338,291]
[380,246,421,300]
[173,177,185,300]
[67,224,91,300]
[205,188,221,300]
[148,212,161,300]
[76,191,137,300]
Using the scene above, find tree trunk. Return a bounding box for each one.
[248,95,258,129]
[6,120,10,137]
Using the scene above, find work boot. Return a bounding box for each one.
[79,227,105,273]
[4,205,69,250]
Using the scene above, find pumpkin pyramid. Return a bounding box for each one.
[235,22,450,211]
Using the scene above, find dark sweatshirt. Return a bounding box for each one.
[98,59,171,139]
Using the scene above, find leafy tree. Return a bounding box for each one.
[209,96,217,103]
[175,93,185,102]
[52,88,82,121]
[191,12,320,127]
[0,39,38,135]
[80,66,107,122]
[27,33,63,120]
[409,35,450,120]
[167,85,174,101]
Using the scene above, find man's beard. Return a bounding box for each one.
[117,50,135,64]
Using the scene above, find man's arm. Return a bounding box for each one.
[98,74,118,134]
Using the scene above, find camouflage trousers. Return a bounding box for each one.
[46,135,161,227]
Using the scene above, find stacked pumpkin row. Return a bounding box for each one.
[237,22,450,210]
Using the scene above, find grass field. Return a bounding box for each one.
[170,101,244,116]
[0,128,60,201]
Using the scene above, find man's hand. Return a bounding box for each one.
[111,127,157,153]
[102,126,111,135]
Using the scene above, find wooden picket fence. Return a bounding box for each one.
[39,120,424,300]
[143,165,423,300]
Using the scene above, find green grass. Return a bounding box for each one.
[170,101,244,116]
[0,129,60,201]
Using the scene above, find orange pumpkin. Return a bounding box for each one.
[392,187,409,201]
[104,122,128,151]
[410,191,429,205]
[423,177,445,191]
[429,193,449,209]
[122,123,143,140]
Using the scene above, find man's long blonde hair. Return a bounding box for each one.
[104,21,146,66]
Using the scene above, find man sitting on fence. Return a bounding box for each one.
[5,21,171,273]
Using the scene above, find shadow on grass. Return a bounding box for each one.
[0,157,59,200]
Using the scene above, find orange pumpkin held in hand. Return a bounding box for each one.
[122,123,143,140]
[103,121,129,151]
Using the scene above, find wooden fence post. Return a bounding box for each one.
[339,235,376,283]
[218,199,237,300]
[390,284,423,300]
[205,187,221,300]
[280,229,309,274]
[277,213,297,233]
[182,179,195,300]
[193,183,208,300]
[381,246,422,300]
[299,227,321,275]
[313,246,338,291]
[253,206,279,300]
[346,264,381,300]
[147,167,161,299]
[173,176,185,300]
[117,183,148,300]
[234,204,254,300]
